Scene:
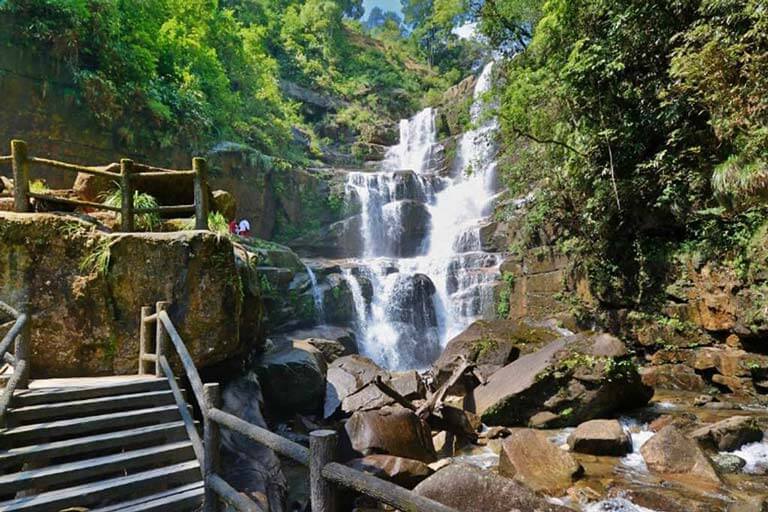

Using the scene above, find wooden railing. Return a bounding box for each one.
[1,139,210,232]
[0,300,30,428]
[139,302,459,512]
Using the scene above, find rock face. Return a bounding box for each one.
[255,340,327,416]
[413,463,573,512]
[325,355,389,418]
[691,416,763,451]
[498,429,583,494]
[220,375,287,512]
[567,419,632,456]
[640,426,723,488]
[434,320,560,386]
[344,406,436,463]
[347,455,433,489]
[470,332,653,427]
[0,212,243,377]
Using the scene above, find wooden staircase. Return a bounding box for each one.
[0,376,204,512]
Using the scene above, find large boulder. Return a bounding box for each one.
[470,332,653,427]
[344,406,436,463]
[220,375,287,512]
[413,463,573,512]
[498,429,583,494]
[347,455,433,489]
[212,189,237,220]
[325,355,389,418]
[567,419,633,456]
[690,416,763,451]
[640,426,723,488]
[0,212,243,377]
[434,320,560,387]
[255,340,327,416]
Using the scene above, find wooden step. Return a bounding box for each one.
[0,441,195,495]
[0,460,202,512]
[13,378,169,407]
[0,421,188,471]
[8,390,176,423]
[92,482,204,512]
[0,405,182,447]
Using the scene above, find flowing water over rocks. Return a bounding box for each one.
[312,62,504,370]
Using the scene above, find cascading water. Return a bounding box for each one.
[339,61,502,370]
[306,266,325,322]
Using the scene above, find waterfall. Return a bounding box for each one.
[306,266,325,322]
[337,61,501,370]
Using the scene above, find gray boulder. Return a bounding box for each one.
[470,332,653,427]
[567,419,632,456]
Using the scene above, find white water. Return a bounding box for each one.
[729,436,768,474]
[342,62,502,370]
[306,266,325,322]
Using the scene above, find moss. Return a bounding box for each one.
[474,337,499,358]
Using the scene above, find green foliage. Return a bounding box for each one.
[102,188,160,232]
[207,211,230,236]
[484,0,768,308]
[4,0,299,155]
[80,238,112,276]
[28,180,49,194]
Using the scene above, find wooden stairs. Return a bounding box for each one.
[0,376,204,512]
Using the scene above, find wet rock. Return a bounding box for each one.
[471,332,653,427]
[498,429,583,494]
[324,355,389,418]
[712,453,747,473]
[434,320,560,389]
[303,337,352,363]
[413,463,573,512]
[278,325,357,356]
[322,273,356,324]
[345,406,436,463]
[347,455,433,489]
[567,419,632,456]
[691,416,763,451]
[256,340,327,416]
[649,412,700,433]
[640,426,723,488]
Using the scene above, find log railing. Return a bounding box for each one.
[1,139,209,232]
[139,302,459,512]
[0,300,30,428]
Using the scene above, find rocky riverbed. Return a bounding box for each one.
[228,318,768,512]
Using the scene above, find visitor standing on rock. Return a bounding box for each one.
[238,219,251,237]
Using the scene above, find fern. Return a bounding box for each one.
[101,187,161,231]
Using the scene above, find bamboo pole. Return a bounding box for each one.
[11,140,30,213]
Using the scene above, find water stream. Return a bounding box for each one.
[341,62,502,370]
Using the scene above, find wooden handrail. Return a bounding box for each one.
[27,193,123,213]
[0,314,27,362]
[158,355,205,465]
[138,304,460,512]
[207,408,310,465]
[5,139,210,232]
[29,156,121,179]
[158,309,207,413]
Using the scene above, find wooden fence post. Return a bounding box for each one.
[138,306,152,375]
[14,309,30,390]
[193,157,209,230]
[203,383,221,512]
[154,301,170,377]
[120,159,135,232]
[11,140,30,213]
[310,430,338,512]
